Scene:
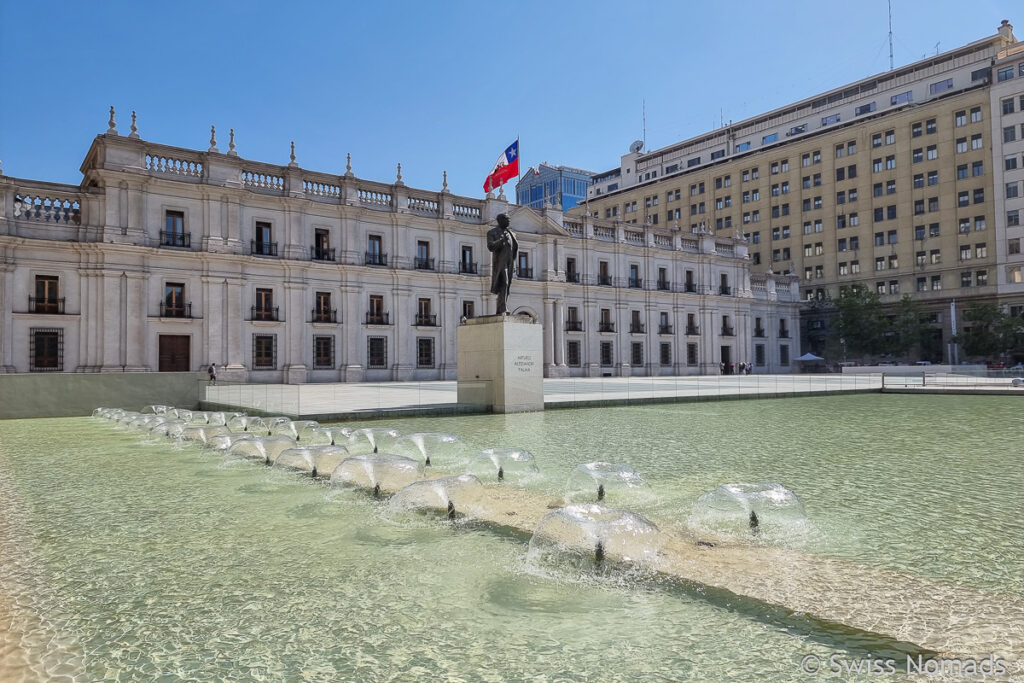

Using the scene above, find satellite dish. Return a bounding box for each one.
[629,140,644,153]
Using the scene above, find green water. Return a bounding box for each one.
[1,394,1022,681]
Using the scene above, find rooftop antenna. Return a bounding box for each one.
[888,0,894,70]
[934,41,940,56]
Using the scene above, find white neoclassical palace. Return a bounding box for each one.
[0,117,801,382]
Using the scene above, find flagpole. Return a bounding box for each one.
[515,134,521,203]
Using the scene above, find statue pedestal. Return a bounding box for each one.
[457,315,544,413]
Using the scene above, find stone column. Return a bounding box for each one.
[284,282,308,383]
[124,272,148,370]
[223,277,246,379]
[553,300,565,367]
[99,271,123,371]
[0,265,14,371]
[542,297,554,374]
[342,284,363,382]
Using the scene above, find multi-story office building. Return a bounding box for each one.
[516,163,593,211]
[993,39,1024,313]
[0,121,800,381]
[574,21,1022,361]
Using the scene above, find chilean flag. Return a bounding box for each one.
[483,139,519,193]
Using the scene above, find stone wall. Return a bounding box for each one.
[0,372,201,419]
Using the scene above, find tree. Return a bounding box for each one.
[955,303,1024,359]
[832,286,887,359]
[886,295,926,359]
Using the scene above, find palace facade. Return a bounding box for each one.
[0,124,800,382]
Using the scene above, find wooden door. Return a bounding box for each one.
[158,335,190,372]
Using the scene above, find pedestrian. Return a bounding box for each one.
[719,361,725,375]
[207,362,217,385]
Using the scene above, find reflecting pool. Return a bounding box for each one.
[1,394,1022,680]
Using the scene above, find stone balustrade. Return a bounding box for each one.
[624,230,644,244]
[145,152,203,178]
[407,195,439,216]
[241,169,284,193]
[303,177,341,199]
[358,188,392,208]
[13,192,81,224]
[452,203,481,220]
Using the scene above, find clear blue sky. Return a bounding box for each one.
[0,0,1015,198]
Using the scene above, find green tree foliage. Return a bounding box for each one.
[833,286,886,358]
[887,295,926,358]
[955,303,1024,359]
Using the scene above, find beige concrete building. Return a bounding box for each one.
[576,21,1023,361]
[0,121,800,382]
[992,39,1024,315]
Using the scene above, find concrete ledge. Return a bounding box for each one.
[0,372,201,419]
[199,400,491,423]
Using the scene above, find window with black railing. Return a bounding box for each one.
[161,231,191,248]
[311,246,336,261]
[628,277,643,289]
[365,251,388,266]
[566,271,580,283]
[565,320,583,332]
[251,240,278,256]
[599,321,616,333]
[754,328,766,337]
[598,274,613,286]
[657,279,670,291]
[30,328,62,371]
[459,261,478,274]
[686,325,700,335]
[719,285,732,295]
[29,296,65,314]
[779,328,790,338]
[630,322,645,333]
[684,282,697,293]
[366,311,390,325]
[160,302,192,318]
[415,314,437,326]
[251,305,279,321]
[721,326,735,336]
[518,267,534,279]
[312,308,337,323]
[414,257,435,270]
[659,324,673,334]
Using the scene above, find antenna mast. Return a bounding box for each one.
[888,0,894,70]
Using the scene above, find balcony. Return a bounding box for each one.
[29,297,65,314]
[518,267,534,279]
[414,257,435,271]
[565,320,583,332]
[366,312,391,325]
[630,323,646,333]
[658,324,673,334]
[311,246,336,261]
[311,308,337,323]
[684,282,697,293]
[754,328,766,338]
[251,240,278,257]
[160,302,192,318]
[599,322,616,333]
[251,306,279,321]
[719,285,732,296]
[459,261,478,275]
[685,325,700,335]
[415,314,438,326]
[598,274,613,286]
[779,330,791,338]
[628,277,643,289]
[566,271,580,283]
[656,280,670,291]
[161,232,191,248]
[721,326,735,336]
[365,251,388,266]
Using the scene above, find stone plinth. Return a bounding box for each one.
[457,315,543,413]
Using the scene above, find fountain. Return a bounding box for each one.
[226,435,296,464]
[180,424,232,446]
[349,427,401,454]
[564,462,652,505]
[271,419,320,441]
[388,474,487,518]
[330,453,424,495]
[688,482,807,536]
[401,432,462,466]
[527,504,664,571]
[273,445,350,478]
[466,447,539,484]
[208,432,256,451]
[303,426,354,446]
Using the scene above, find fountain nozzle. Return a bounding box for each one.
[373,445,378,454]
[595,540,605,564]
[311,466,317,478]
[597,484,605,501]
[373,483,381,498]
[446,500,455,520]
[498,466,504,482]
[749,510,759,531]
[425,455,431,466]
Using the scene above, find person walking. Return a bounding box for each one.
[207,362,217,386]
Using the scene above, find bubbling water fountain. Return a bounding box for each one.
[402,432,461,466]
[226,415,271,434]
[226,435,296,464]
[208,432,256,451]
[273,445,350,478]
[564,462,652,505]
[180,424,232,446]
[466,448,539,484]
[330,453,424,496]
[349,428,401,454]
[304,426,354,446]
[388,474,487,519]
[689,482,807,536]
[527,504,664,571]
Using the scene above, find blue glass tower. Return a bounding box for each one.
[515,163,594,211]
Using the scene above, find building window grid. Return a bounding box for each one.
[30,327,63,372]
[252,334,277,369]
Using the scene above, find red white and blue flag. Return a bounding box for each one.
[483,139,519,193]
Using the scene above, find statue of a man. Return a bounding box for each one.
[486,213,518,315]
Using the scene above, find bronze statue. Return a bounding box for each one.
[486,213,519,315]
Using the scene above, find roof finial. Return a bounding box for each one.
[395,162,404,186]
[0,160,4,176]
[208,125,219,153]
[345,152,353,178]
[128,110,140,140]
[227,128,237,157]
[498,185,507,200]
[288,141,297,167]
[442,170,449,192]
[106,106,118,135]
